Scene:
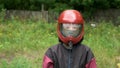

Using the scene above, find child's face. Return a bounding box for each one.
[60,23,82,37]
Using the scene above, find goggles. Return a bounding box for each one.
[60,23,82,37]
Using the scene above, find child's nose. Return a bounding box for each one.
[68,26,76,30]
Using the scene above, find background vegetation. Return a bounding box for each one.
[0,19,119,68]
[0,0,120,18]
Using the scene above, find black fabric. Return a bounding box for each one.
[45,43,94,68]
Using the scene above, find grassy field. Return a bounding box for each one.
[0,20,119,68]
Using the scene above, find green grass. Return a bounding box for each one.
[0,20,119,68]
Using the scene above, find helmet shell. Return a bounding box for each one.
[57,10,84,44]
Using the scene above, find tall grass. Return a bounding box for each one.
[84,21,120,68]
[0,20,119,68]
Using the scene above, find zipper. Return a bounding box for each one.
[68,49,72,68]
[68,41,73,68]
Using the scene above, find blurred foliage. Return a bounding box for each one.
[0,0,120,19]
[0,9,6,22]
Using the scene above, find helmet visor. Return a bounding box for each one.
[60,23,82,37]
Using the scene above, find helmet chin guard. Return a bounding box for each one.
[57,10,84,45]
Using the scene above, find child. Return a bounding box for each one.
[43,9,97,68]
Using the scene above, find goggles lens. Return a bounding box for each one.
[60,23,82,37]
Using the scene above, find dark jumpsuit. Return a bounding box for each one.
[43,43,97,68]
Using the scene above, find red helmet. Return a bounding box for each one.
[57,10,84,44]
